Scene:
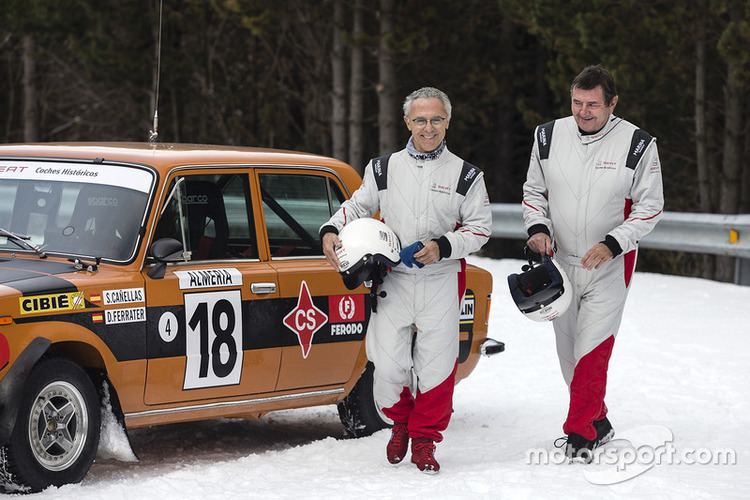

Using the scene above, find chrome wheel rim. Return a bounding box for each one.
[28,381,89,471]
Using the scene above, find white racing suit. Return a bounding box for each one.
[523,115,664,440]
[321,147,491,442]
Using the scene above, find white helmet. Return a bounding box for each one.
[336,218,401,289]
[507,255,572,322]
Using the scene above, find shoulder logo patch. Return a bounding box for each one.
[463,167,478,182]
[539,127,548,148]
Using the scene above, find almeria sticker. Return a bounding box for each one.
[174,268,242,290]
[282,281,328,359]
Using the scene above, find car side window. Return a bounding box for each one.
[260,173,344,258]
[153,173,257,260]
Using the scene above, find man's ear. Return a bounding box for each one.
[403,115,411,131]
[610,95,619,110]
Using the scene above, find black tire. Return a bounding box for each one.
[337,362,390,438]
[2,358,100,493]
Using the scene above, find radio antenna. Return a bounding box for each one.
[148,0,164,143]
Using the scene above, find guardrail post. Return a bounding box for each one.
[736,258,750,286]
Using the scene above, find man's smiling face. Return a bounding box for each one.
[404,97,450,153]
[571,85,618,134]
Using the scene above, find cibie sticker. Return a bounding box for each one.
[174,268,242,290]
[102,287,144,305]
[105,307,146,325]
[19,291,85,315]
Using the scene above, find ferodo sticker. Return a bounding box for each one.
[105,307,146,325]
[19,291,85,315]
[103,287,144,305]
[174,268,242,290]
[328,295,365,323]
[328,295,365,336]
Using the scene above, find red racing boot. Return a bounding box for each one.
[411,438,440,474]
[386,423,409,464]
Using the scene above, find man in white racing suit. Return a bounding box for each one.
[321,87,491,473]
[523,65,664,460]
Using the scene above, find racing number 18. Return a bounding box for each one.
[183,290,243,389]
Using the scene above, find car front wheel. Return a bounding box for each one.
[2,358,100,493]
[337,362,391,438]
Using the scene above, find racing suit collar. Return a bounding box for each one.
[406,137,447,161]
[577,115,622,145]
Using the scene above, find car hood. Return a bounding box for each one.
[0,258,81,295]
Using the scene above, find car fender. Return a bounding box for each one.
[0,336,51,444]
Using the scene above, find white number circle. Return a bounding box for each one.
[158,311,179,343]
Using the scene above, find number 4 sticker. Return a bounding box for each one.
[183,290,243,389]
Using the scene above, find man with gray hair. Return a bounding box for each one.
[320,87,491,473]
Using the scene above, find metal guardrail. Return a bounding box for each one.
[491,204,750,258]
[491,204,750,285]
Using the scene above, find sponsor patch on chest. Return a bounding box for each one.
[430,182,451,195]
[595,160,618,170]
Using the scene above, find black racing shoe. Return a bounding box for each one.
[555,418,615,463]
[594,417,615,445]
[565,433,597,463]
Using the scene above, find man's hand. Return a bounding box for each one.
[400,241,425,268]
[414,240,440,266]
[322,232,342,270]
[581,243,613,270]
[527,233,553,256]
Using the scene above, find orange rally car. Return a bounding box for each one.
[0,143,503,492]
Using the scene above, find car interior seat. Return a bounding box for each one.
[65,184,132,259]
[183,180,229,260]
[10,182,62,246]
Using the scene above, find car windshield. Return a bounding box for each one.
[0,160,154,262]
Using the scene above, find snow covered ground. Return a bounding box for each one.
[24,258,750,499]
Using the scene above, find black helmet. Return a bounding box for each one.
[507,252,571,322]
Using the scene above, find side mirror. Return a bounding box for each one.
[147,238,184,279]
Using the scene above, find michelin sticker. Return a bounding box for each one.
[174,268,242,290]
[103,287,144,305]
[105,307,146,325]
[460,293,475,321]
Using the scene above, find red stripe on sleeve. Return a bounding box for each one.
[523,200,541,212]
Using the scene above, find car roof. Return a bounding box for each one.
[0,142,356,177]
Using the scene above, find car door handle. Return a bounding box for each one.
[251,282,277,294]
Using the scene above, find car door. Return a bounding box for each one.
[255,167,370,391]
[143,169,281,405]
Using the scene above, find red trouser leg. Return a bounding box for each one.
[382,386,415,425]
[563,336,615,441]
[407,362,457,443]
